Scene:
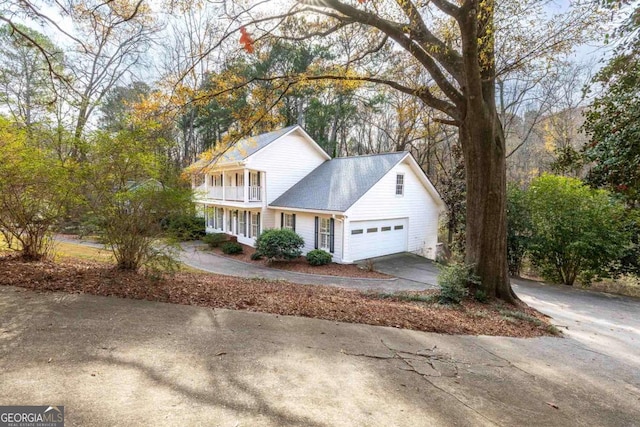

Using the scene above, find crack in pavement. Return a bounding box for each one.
[473,343,540,379]
[341,339,501,426]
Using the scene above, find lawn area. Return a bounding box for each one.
[54,241,114,263]
[0,254,558,337]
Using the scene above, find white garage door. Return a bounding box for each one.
[349,218,408,260]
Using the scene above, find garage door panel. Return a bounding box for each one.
[350,218,408,260]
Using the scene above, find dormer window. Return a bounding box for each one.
[396,174,404,196]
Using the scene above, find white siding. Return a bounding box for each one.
[261,207,277,230]
[344,161,440,261]
[247,132,328,203]
[274,210,344,263]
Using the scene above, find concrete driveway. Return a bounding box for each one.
[178,242,432,293]
[1,286,639,426]
[371,253,640,369]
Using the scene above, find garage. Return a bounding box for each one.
[349,218,408,260]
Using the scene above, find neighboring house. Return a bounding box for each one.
[187,125,446,263]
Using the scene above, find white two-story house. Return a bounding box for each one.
[188,125,445,263]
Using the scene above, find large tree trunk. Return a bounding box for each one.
[455,0,516,303]
[460,107,517,303]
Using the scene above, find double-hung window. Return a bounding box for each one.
[251,212,261,237]
[319,218,331,250]
[206,207,215,228]
[216,207,224,230]
[239,211,246,236]
[396,174,404,196]
[283,213,295,230]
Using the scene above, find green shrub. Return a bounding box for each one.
[162,214,206,241]
[250,252,263,261]
[221,241,243,255]
[507,185,532,277]
[474,289,489,303]
[255,228,304,262]
[527,174,628,286]
[437,263,479,304]
[202,233,228,248]
[306,249,332,266]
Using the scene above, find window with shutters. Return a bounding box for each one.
[283,213,295,230]
[215,207,224,230]
[251,212,260,237]
[205,207,214,228]
[239,211,246,236]
[320,218,331,250]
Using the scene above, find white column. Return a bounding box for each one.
[222,173,226,201]
[243,169,249,202]
[261,171,266,206]
[342,216,350,263]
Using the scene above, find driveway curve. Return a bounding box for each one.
[178,242,432,293]
[53,236,433,293]
[371,253,640,370]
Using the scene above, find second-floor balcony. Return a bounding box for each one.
[194,169,264,203]
[199,185,262,203]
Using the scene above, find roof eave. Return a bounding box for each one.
[268,205,346,215]
[205,160,246,171]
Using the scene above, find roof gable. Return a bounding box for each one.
[270,152,408,212]
[185,125,329,174]
[217,125,298,164]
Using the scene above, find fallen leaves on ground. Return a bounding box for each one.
[0,256,558,337]
[211,243,391,279]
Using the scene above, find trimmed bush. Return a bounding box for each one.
[255,228,304,262]
[162,214,206,241]
[306,249,332,266]
[221,241,243,255]
[202,232,228,248]
[437,263,479,304]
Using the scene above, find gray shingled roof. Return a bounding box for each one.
[218,125,299,163]
[270,152,408,212]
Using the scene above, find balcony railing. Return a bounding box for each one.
[200,185,261,202]
[225,186,243,201]
[209,186,223,200]
[248,186,261,202]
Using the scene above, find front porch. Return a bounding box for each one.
[202,204,263,247]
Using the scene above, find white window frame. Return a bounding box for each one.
[283,213,294,230]
[239,211,246,236]
[396,173,404,196]
[206,207,215,228]
[215,207,224,230]
[251,212,260,238]
[320,218,331,251]
[250,171,260,187]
